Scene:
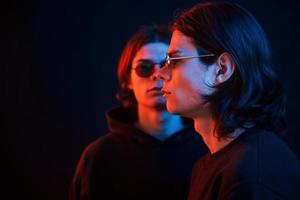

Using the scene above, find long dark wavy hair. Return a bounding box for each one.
[116,24,170,113]
[172,2,286,138]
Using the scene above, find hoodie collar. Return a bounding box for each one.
[106,107,198,147]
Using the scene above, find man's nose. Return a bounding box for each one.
[152,65,171,81]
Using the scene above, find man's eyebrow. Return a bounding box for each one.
[135,59,152,62]
[133,59,154,65]
[167,50,183,57]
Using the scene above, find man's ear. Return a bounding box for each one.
[214,52,236,84]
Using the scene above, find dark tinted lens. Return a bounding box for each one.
[135,61,155,77]
[160,59,166,68]
[167,59,177,68]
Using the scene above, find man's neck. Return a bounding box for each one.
[136,104,184,141]
[193,116,244,154]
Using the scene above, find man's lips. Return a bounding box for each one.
[147,87,164,95]
[147,87,171,96]
[147,87,162,92]
[161,89,171,95]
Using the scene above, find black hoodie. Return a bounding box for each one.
[69,107,208,200]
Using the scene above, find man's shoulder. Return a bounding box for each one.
[240,129,299,172]
[217,129,300,199]
[81,132,126,159]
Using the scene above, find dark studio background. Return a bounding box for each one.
[3,0,299,199]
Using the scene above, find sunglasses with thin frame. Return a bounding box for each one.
[164,54,215,69]
[132,60,166,78]
[132,54,215,78]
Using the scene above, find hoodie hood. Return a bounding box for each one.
[106,106,138,135]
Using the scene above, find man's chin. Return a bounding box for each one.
[154,103,167,110]
[165,104,188,117]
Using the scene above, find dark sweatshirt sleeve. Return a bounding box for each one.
[226,183,285,200]
[69,147,97,200]
[69,142,112,200]
[69,149,88,200]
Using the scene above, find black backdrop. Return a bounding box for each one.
[4,0,300,199]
